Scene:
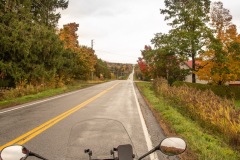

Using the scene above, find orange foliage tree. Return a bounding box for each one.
[196,2,240,85]
[59,22,79,50]
[59,22,97,80]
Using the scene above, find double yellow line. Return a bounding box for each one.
[0,83,119,150]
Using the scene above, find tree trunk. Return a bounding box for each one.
[192,72,196,83]
[192,58,196,83]
[191,41,196,83]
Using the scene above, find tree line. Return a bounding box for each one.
[0,0,125,89]
[138,0,240,85]
[107,62,133,79]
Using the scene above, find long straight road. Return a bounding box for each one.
[0,73,167,160]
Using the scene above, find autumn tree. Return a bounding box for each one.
[59,23,79,50]
[196,1,240,85]
[137,57,151,81]
[59,23,97,80]
[160,0,212,83]
[137,45,153,80]
[77,46,97,80]
[134,64,142,80]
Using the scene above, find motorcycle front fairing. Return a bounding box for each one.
[0,118,186,160]
[65,118,136,160]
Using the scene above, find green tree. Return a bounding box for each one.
[31,0,68,27]
[160,0,212,83]
[94,59,111,80]
[139,42,189,84]
[0,0,68,87]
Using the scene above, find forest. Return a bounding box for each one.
[0,0,133,91]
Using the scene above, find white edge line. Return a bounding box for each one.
[0,84,100,114]
[132,78,158,160]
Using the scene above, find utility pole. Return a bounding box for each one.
[91,39,94,49]
[91,39,94,80]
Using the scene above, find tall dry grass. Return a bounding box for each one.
[153,78,240,148]
[0,84,48,101]
[0,77,68,101]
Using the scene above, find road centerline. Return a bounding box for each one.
[0,83,119,150]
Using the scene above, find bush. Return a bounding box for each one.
[154,78,240,148]
[173,81,240,100]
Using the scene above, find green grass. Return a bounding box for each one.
[136,82,240,160]
[235,100,240,109]
[0,81,103,110]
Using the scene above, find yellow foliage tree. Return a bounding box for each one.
[196,2,240,85]
[77,46,97,73]
[59,22,79,50]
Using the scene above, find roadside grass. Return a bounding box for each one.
[136,82,240,160]
[235,100,240,109]
[0,81,103,110]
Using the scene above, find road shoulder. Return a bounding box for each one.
[133,82,178,160]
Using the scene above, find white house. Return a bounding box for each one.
[181,60,240,86]
[180,60,208,84]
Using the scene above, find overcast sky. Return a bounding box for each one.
[58,0,240,64]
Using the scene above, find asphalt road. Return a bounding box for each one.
[0,72,176,160]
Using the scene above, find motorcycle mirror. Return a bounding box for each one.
[159,137,186,156]
[0,145,29,160]
[138,137,186,160]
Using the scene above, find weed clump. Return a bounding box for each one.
[154,78,240,148]
[173,81,240,100]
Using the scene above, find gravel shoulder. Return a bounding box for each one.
[134,82,179,160]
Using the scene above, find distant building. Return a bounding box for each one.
[180,60,208,84]
[181,60,240,86]
[228,81,240,86]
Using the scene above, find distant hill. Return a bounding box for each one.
[106,62,133,79]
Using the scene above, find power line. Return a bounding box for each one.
[95,49,139,59]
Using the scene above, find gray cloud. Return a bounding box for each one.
[58,0,240,63]
[61,0,131,18]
